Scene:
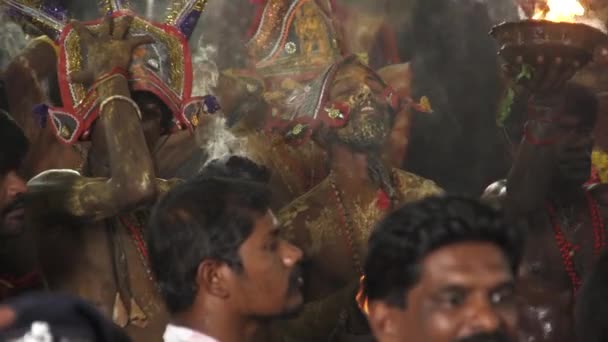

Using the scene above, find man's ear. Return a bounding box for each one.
[196,260,231,299]
[377,63,412,99]
[367,300,404,342]
[0,306,16,329]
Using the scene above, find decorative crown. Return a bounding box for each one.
[2,0,218,145]
[246,0,342,84]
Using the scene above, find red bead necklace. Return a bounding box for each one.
[545,192,606,294]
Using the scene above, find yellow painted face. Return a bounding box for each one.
[329,62,392,150]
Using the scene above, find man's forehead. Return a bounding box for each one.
[419,242,512,286]
[333,63,380,85]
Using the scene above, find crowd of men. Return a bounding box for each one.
[1,82,607,341]
[0,104,529,341]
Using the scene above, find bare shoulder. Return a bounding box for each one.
[277,178,331,249]
[278,179,330,228]
[393,168,444,203]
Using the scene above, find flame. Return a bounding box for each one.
[532,0,586,22]
[356,275,369,315]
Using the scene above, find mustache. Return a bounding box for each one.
[456,331,510,342]
[1,194,25,217]
[287,264,303,293]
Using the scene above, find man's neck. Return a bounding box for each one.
[174,305,259,342]
[329,143,388,200]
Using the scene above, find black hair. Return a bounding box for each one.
[198,155,271,184]
[0,79,28,175]
[146,176,272,314]
[363,195,524,308]
[131,91,173,130]
[575,249,608,342]
[0,293,131,342]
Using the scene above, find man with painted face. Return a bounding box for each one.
[275,55,442,341]
[0,111,27,239]
[0,93,44,300]
[485,82,608,342]
[147,160,304,342]
[363,196,523,342]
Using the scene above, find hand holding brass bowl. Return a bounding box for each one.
[491,20,608,93]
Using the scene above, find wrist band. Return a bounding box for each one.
[99,95,142,120]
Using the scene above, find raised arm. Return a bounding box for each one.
[27,16,176,222]
[505,96,560,217]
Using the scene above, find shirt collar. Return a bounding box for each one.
[163,324,219,342]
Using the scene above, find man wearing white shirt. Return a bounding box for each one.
[163,324,219,342]
[148,158,304,342]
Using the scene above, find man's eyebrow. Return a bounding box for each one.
[433,285,469,295]
[491,280,515,292]
[268,226,281,237]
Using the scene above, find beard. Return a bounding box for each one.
[455,331,510,342]
[250,264,304,322]
[332,106,398,202]
[334,109,390,153]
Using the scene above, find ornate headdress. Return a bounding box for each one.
[246,0,343,86]
[265,55,400,144]
[3,0,219,144]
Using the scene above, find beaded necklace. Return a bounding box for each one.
[328,171,395,275]
[545,191,606,294]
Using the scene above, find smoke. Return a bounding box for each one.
[192,37,219,97]
[192,0,252,69]
[0,10,30,70]
[406,0,517,193]
[196,115,248,170]
[577,16,608,32]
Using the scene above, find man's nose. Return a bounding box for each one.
[355,85,373,103]
[4,171,27,199]
[461,298,502,337]
[281,240,303,267]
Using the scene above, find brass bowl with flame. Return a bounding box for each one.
[491,20,607,90]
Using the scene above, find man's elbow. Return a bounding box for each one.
[113,174,158,208]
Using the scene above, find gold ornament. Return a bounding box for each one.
[191,113,199,127]
[60,126,71,139]
[325,106,344,120]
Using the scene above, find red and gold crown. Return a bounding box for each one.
[246,0,343,87]
[5,0,219,144]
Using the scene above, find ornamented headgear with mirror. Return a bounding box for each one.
[246,0,343,86]
[4,0,220,144]
[265,55,401,144]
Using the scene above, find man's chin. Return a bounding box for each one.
[277,292,304,319]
